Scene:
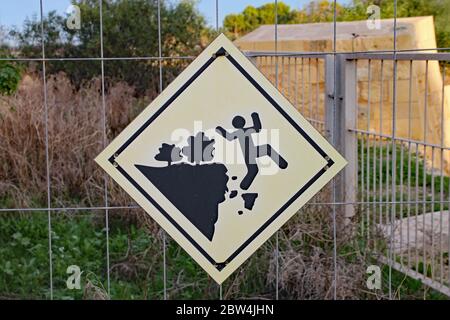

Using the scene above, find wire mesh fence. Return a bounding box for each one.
[353,55,450,296]
[251,51,450,297]
[1,0,450,299]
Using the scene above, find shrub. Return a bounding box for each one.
[0,72,138,208]
[0,60,22,95]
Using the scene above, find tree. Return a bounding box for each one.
[0,39,22,96]
[0,26,8,47]
[0,61,21,96]
[224,2,295,39]
[341,0,450,50]
[154,143,182,166]
[9,0,207,95]
[182,132,215,164]
[223,14,246,39]
[295,0,344,23]
[223,0,450,50]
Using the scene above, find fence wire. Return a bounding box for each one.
[2,0,450,299]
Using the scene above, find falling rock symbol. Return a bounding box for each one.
[242,193,258,210]
[136,163,229,241]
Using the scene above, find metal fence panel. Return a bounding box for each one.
[2,0,450,300]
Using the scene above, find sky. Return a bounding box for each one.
[0,0,349,30]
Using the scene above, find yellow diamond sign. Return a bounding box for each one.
[95,34,346,284]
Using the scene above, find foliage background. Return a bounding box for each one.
[223,0,450,50]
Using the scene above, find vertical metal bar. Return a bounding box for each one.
[372,126,377,247]
[372,140,377,244]
[398,154,404,262]
[439,65,445,285]
[98,0,111,296]
[359,59,364,230]
[274,0,279,301]
[389,0,399,299]
[422,60,429,281]
[309,58,312,118]
[325,55,335,142]
[264,56,267,77]
[399,154,404,257]
[271,56,274,86]
[332,0,338,301]
[372,62,378,244]
[386,102,395,300]
[288,57,291,101]
[430,146,435,280]
[301,57,305,113]
[316,58,320,122]
[40,0,53,300]
[157,0,167,301]
[280,57,284,93]
[447,145,450,287]
[385,140,390,225]
[415,142,420,272]
[294,57,298,110]
[361,131,365,235]
[215,0,219,32]
[326,52,357,297]
[445,146,450,288]
[366,59,372,239]
[399,120,404,267]
[215,0,223,299]
[407,60,413,268]
[378,60,384,227]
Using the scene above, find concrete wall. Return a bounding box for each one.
[236,17,450,175]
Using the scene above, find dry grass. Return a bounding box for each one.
[0,74,373,299]
[0,73,137,209]
[271,207,367,299]
[219,191,372,299]
[83,280,109,300]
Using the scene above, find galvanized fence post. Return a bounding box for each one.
[341,56,358,222]
[324,55,336,146]
[325,55,357,224]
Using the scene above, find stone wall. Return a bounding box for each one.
[236,17,450,175]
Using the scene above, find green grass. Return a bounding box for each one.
[358,138,450,215]
[357,137,450,299]
[0,210,447,299]
[0,212,220,299]
[381,265,448,300]
[0,138,449,299]
[0,211,274,300]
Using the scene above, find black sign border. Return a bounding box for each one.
[108,47,335,271]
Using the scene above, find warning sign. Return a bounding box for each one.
[95,34,346,284]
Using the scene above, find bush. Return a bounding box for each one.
[0,60,22,95]
[10,0,207,95]
[0,72,138,208]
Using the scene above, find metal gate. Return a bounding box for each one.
[250,51,450,297]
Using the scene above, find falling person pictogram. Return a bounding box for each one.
[216,112,288,191]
